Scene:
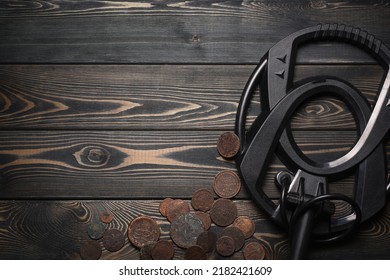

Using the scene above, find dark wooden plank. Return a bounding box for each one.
[0,130,388,198]
[0,199,389,260]
[1,0,389,63]
[0,64,384,130]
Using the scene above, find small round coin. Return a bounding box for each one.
[128,216,160,249]
[151,240,174,260]
[140,241,157,260]
[221,226,245,251]
[80,240,102,260]
[194,211,211,231]
[170,213,204,249]
[159,198,174,217]
[166,199,190,223]
[217,132,240,159]
[213,170,241,199]
[196,231,217,253]
[243,241,266,260]
[232,216,256,239]
[210,198,237,227]
[100,212,113,224]
[102,229,125,252]
[191,188,214,212]
[216,236,235,257]
[87,221,106,240]
[185,245,207,260]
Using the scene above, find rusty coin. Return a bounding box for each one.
[100,212,113,224]
[196,231,217,253]
[195,211,211,231]
[159,198,174,217]
[128,216,160,249]
[185,245,207,260]
[170,213,204,248]
[166,199,190,223]
[102,229,125,252]
[243,241,266,260]
[140,241,157,260]
[213,170,241,199]
[232,216,256,239]
[221,226,245,251]
[80,240,102,260]
[216,235,235,257]
[191,188,214,212]
[87,221,106,240]
[151,240,174,260]
[210,198,237,227]
[217,132,240,159]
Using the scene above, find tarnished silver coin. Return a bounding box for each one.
[170,213,204,249]
[87,221,106,240]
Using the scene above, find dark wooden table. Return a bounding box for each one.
[0,0,389,260]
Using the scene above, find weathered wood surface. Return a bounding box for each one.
[0,200,389,260]
[1,0,390,63]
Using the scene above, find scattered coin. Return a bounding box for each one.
[213,170,241,199]
[232,216,256,239]
[243,241,266,260]
[102,229,125,252]
[87,221,106,240]
[166,199,191,223]
[217,132,240,159]
[216,235,235,257]
[221,226,245,251]
[191,188,214,212]
[194,211,211,231]
[80,240,102,260]
[151,240,175,260]
[128,216,160,249]
[140,241,157,260]
[196,231,217,253]
[100,212,113,224]
[170,213,204,248]
[159,198,174,217]
[210,198,237,227]
[185,245,207,260]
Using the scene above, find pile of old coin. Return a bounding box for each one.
[126,131,266,260]
[79,211,126,260]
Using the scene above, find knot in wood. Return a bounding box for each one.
[75,145,111,168]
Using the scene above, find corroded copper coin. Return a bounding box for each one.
[128,216,160,249]
[232,216,256,239]
[170,213,204,248]
[159,198,174,217]
[102,229,125,252]
[196,231,217,253]
[185,245,207,260]
[87,221,106,240]
[80,240,102,260]
[213,170,241,199]
[216,235,235,257]
[210,198,237,227]
[191,188,214,212]
[100,212,113,224]
[221,226,245,251]
[243,241,265,260]
[166,199,190,223]
[217,132,240,159]
[140,241,157,260]
[151,240,174,260]
[195,211,211,230]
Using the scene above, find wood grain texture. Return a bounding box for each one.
[0,64,384,130]
[1,0,389,63]
[0,199,389,260]
[0,130,388,198]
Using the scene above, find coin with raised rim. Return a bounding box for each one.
[210,198,237,227]
[102,229,125,252]
[232,216,256,239]
[221,226,245,251]
[166,199,190,223]
[213,170,241,199]
[159,198,174,217]
[191,188,214,212]
[80,240,102,260]
[217,132,240,159]
[170,213,203,249]
[128,216,160,249]
[243,241,266,260]
[216,235,235,257]
[151,240,174,260]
